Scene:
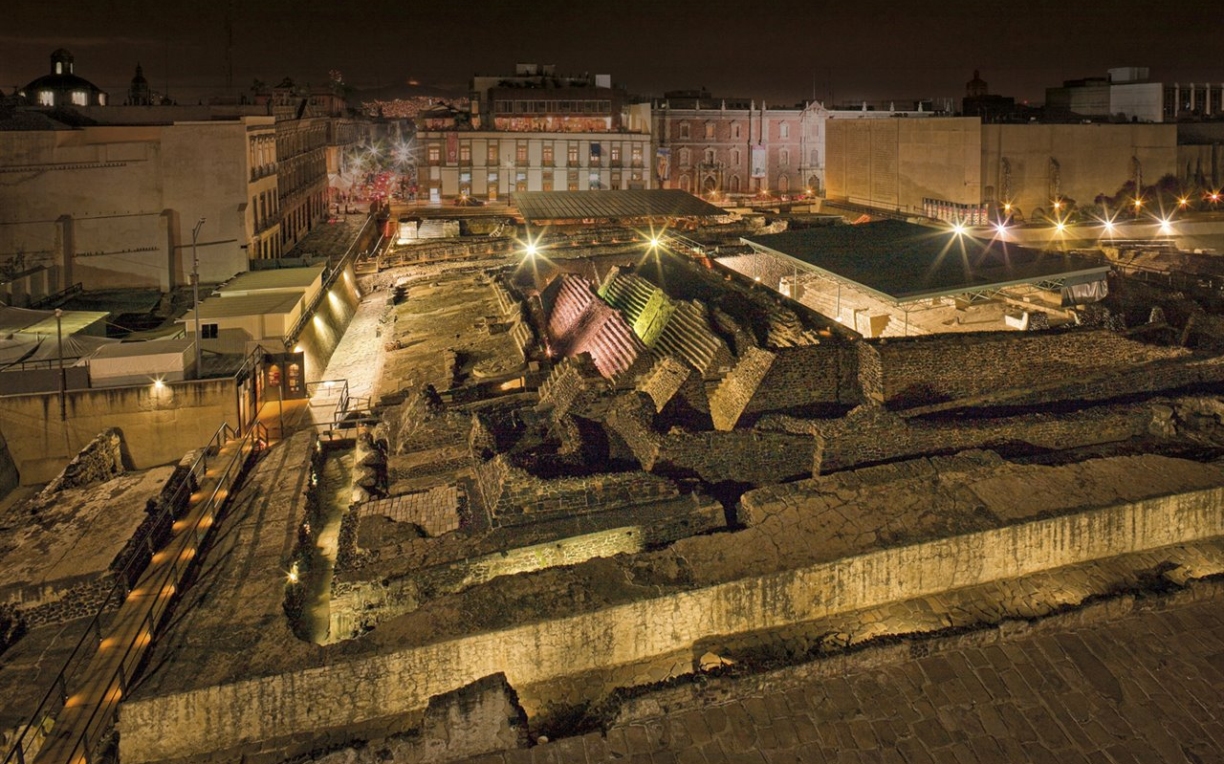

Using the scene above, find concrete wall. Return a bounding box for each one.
[0,379,238,485]
[980,123,1177,217]
[0,121,264,291]
[825,117,982,213]
[118,482,1224,763]
[288,264,362,383]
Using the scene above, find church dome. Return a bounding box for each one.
[21,49,108,108]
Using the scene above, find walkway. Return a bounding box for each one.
[12,425,265,764]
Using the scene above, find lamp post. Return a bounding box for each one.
[191,217,206,377]
[55,308,65,420]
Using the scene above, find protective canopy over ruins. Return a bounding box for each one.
[514,189,725,224]
[743,220,1111,305]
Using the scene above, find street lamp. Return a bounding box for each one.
[55,308,65,420]
[191,217,206,377]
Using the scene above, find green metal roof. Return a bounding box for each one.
[743,220,1110,304]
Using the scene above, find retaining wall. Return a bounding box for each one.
[0,379,238,485]
[119,482,1224,763]
[814,403,1153,474]
[857,329,1193,409]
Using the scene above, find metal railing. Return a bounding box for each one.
[3,420,269,764]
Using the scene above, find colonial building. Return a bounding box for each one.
[0,53,366,299]
[415,64,653,200]
[653,91,929,199]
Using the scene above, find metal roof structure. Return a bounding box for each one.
[190,292,302,320]
[742,220,1111,305]
[513,190,725,223]
[218,265,325,295]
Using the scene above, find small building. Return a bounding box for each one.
[89,338,195,387]
[177,292,304,347]
[216,264,325,305]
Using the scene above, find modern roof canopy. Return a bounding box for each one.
[742,220,1110,305]
[514,189,724,224]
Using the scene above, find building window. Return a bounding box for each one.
[516,171,528,192]
[567,142,579,166]
[38,90,54,106]
[780,148,790,167]
[811,149,820,165]
[427,144,440,163]
[631,145,642,166]
[589,143,601,166]
[679,148,690,168]
[680,175,691,192]
[704,148,716,164]
[731,148,741,166]
[610,145,621,164]
[567,170,579,191]
[201,323,219,339]
[679,122,690,139]
[780,122,790,139]
[730,175,741,192]
[516,142,528,164]
[732,123,741,139]
[589,172,601,189]
[71,90,87,106]
[459,144,471,163]
[779,175,790,192]
[705,122,715,139]
[542,171,554,191]
[487,143,499,163]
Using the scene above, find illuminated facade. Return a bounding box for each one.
[654,94,930,199]
[416,65,652,199]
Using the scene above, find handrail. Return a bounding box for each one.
[2,419,268,764]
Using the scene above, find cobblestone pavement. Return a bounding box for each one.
[359,486,460,536]
[463,585,1224,763]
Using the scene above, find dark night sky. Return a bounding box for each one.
[4,0,1221,107]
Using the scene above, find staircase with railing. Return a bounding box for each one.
[3,421,269,764]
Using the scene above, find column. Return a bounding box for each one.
[1173,83,1180,118]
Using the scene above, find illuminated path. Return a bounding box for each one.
[29,427,266,764]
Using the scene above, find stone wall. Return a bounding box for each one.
[812,403,1152,474]
[606,393,814,485]
[710,344,856,430]
[331,498,725,641]
[536,355,606,420]
[118,477,1224,764]
[0,379,239,485]
[474,455,681,526]
[35,428,124,499]
[742,344,857,417]
[709,347,775,431]
[857,329,1193,409]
